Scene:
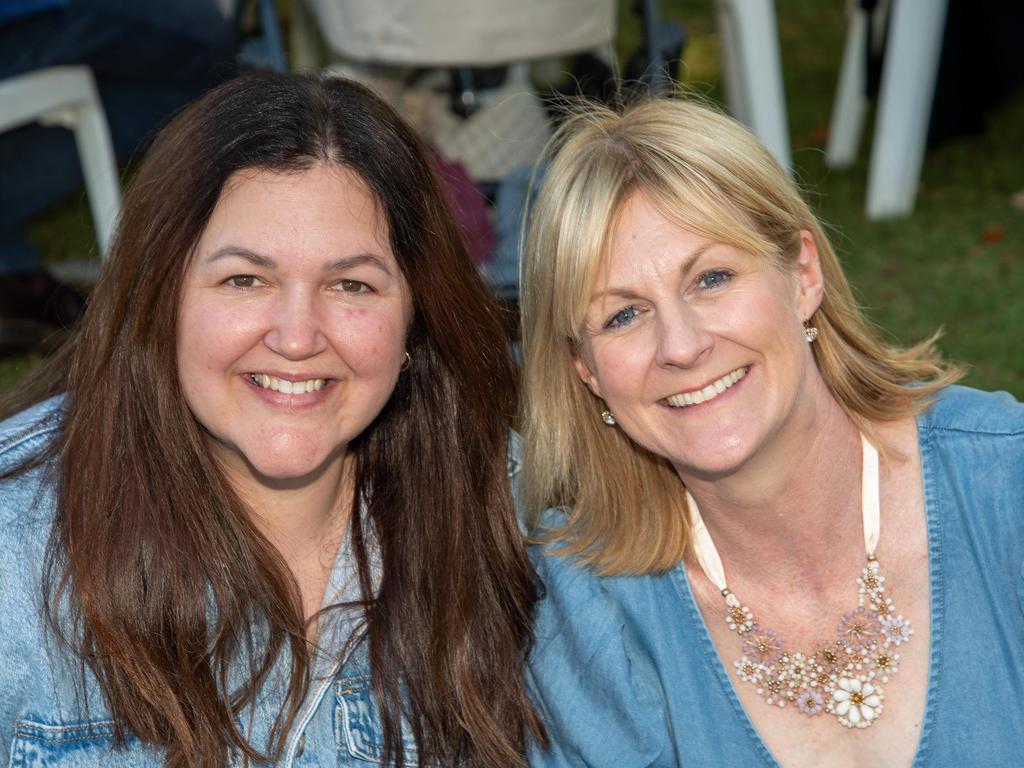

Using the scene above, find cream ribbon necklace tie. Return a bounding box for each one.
[687,435,914,728]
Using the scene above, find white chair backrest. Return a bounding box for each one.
[0,65,121,257]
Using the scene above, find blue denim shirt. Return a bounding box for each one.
[525,385,1024,767]
[0,397,523,767]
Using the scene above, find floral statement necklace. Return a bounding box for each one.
[687,436,914,729]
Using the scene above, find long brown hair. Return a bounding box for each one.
[2,72,541,767]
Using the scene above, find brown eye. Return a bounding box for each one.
[226,275,259,288]
[339,279,370,293]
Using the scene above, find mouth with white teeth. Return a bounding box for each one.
[249,373,329,394]
[665,366,748,408]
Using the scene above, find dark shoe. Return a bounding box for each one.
[0,268,86,354]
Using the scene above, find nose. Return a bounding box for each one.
[654,304,713,369]
[263,287,328,360]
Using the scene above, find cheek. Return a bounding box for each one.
[590,340,648,396]
[328,307,407,371]
[178,300,265,367]
[177,302,214,378]
[177,307,268,427]
[599,359,636,396]
[717,288,793,343]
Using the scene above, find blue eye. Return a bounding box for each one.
[605,306,639,329]
[698,269,733,290]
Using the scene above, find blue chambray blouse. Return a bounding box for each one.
[525,386,1024,767]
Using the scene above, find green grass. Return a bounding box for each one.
[3,0,1021,397]
[0,354,43,393]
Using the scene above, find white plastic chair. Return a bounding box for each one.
[0,65,121,256]
[714,0,792,176]
[826,0,949,219]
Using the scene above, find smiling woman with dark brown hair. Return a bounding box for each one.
[520,97,1024,768]
[0,71,540,768]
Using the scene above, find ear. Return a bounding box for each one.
[573,353,602,399]
[794,230,825,320]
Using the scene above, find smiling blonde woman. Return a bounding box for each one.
[520,97,1024,767]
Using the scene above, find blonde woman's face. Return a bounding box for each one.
[573,191,824,480]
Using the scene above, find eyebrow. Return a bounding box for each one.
[323,254,393,276]
[206,245,275,268]
[205,246,394,276]
[589,242,715,304]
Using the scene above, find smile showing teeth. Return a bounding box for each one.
[665,367,748,408]
[249,373,327,394]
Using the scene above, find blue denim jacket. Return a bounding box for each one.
[0,397,523,767]
[525,386,1024,767]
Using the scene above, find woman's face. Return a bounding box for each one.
[573,191,824,480]
[177,164,412,485]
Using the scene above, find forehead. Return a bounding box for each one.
[594,184,783,275]
[601,192,711,274]
[573,191,712,303]
[197,164,392,263]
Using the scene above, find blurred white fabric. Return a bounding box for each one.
[301,0,616,65]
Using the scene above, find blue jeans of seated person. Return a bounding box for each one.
[0,0,236,273]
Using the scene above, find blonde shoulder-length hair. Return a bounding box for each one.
[519,96,962,576]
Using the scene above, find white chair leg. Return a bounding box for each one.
[715,0,791,175]
[714,0,746,123]
[826,0,869,167]
[866,0,949,219]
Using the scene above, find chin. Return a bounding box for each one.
[250,460,316,481]
[664,434,760,480]
[669,455,738,481]
[209,434,341,486]
[244,450,337,483]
